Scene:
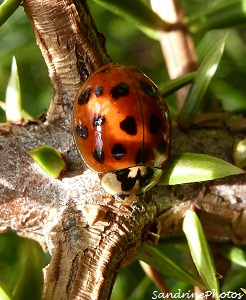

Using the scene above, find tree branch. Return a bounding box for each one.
[24,0,111,122]
[0,1,246,299]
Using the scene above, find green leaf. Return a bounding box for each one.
[210,80,246,112]
[127,276,152,300]
[0,100,33,121]
[0,100,6,111]
[0,0,22,27]
[219,245,246,267]
[158,153,245,185]
[178,33,227,128]
[183,210,220,298]
[0,286,12,300]
[225,30,246,74]
[92,0,169,39]
[5,56,23,124]
[184,0,246,33]
[28,145,66,178]
[12,240,44,300]
[137,242,204,288]
[223,270,246,292]
[159,72,196,97]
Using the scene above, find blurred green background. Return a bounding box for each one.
[1,0,246,122]
[1,0,246,299]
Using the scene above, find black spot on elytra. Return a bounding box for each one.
[110,82,129,99]
[111,143,127,160]
[120,116,137,135]
[93,115,106,126]
[78,87,91,105]
[93,148,104,163]
[135,148,149,165]
[94,86,104,97]
[140,81,157,97]
[149,115,162,134]
[75,125,88,139]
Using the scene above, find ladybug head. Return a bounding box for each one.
[100,166,162,200]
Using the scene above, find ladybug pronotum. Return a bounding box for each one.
[73,63,172,200]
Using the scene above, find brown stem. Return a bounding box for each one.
[151,0,198,108]
[140,261,170,295]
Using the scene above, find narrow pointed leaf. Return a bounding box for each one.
[93,0,169,39]
[0,0,22,27]
[158,153,245,185]
[12,241,44,300]
[0,286,12,300]
[28,145,66,178]
[223,271,246,292]
[137,242,204,288]
[219,245,246,267]
[211,80,246,112]
[128,276,152,300]
[184,0,246,33]
[183,210,220,298]
[5,57,23,124]
[178,33,227,128]
[0,100,33,121]
[225,30,246,73]
[0,100,6,111]
[159,72,196,97]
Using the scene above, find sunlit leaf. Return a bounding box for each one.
[220,245,246,267]
[0,100,33,121]
[137,242,204,288]
[183,210,220,298]
[0,100,6,111]
[178,33,227,128]
[184,0,246,33]
[28,145,66,178]
[0,286,12,300]
[0,0,22,27]
[5,56,23,124]
[158,153,244,185]
[241,288,246,295]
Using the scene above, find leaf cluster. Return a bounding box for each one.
[1,0,246,299]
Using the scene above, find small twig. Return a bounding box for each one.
[150,0,198,108]
[140,261,170,296]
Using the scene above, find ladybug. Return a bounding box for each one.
[73,63,172,200]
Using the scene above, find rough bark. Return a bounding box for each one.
[0,0,246,299]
